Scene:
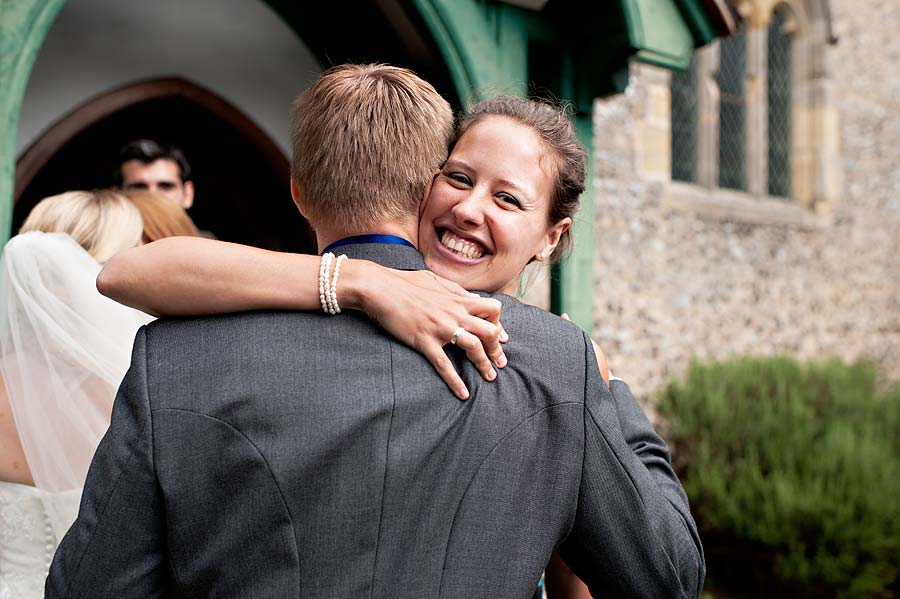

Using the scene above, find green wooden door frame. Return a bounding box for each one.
[0,0,66,246]
[409,0,529,104]
[0,0,717,332]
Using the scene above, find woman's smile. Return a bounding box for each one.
[419,115,566,295]
[437,228,488,260]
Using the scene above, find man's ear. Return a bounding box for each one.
[182,181,195,209]
[420,170,440,218]
[290,179,308,219]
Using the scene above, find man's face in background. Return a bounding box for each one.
[121,158,194,209]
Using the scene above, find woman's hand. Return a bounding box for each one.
[342,261,507,400]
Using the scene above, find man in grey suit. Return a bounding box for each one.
[47,64,704,598]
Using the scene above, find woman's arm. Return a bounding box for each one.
[97,237,506,399]
[561,314,609,385]
[545,551,594,599]
[0,377,35,485]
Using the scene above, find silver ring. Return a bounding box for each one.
[449,327,465,345]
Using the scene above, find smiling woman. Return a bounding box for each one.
[419,96,584,296]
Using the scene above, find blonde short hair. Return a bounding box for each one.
[126,191,200,242]
[291,64,454,232]
[20,190,143,262]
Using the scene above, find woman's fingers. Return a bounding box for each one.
[422,343,470,401]
[463,316,507,368]
[465,295,507,344]
[431,273,471,298]
[374,270,513,397]
[452,330,497,382]
[469,296,502,323]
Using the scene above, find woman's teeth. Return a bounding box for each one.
[440,230,484,259]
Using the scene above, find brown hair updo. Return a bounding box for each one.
[453,95,586,261]
[125,191,200,242]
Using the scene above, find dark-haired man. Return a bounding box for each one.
[115,139,194,209]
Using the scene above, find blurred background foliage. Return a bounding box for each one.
[659,356,900,598]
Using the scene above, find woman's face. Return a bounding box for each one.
[418,116,571,295]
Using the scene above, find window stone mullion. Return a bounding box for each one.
[696,43,720,189]
[745,25,769,197]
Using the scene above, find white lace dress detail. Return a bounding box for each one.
[0,481,81,599]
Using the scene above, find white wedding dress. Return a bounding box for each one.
[0,481,81,598]
[0,232,152,598]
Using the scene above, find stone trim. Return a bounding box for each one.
[664,180,828,228]
[657,0,841,227]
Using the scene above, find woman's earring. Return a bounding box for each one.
[535,248,551,262]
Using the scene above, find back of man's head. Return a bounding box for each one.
[291,64,453,234]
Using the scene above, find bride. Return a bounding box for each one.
[99,95,605,597]
[0,190,152,598]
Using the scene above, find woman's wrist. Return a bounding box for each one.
[334,258,379,313]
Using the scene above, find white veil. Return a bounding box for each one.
[0,232,153,492]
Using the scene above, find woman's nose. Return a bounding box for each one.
[451,192,485,227]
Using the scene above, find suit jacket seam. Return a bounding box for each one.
[581,383,685,591]
[151,406,302,594]
[369,341,397,598]
[437,400,583,596]
[562,331,593,547]
[63,328,152,598]
[145,327,184,589]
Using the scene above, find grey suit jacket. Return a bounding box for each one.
[47,242,703,598]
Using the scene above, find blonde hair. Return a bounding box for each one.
[126,191,200,242]
[291,63,454,233]
[20,190,143,263]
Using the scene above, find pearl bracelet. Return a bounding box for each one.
[318,252,347,315]
[319,252,333,314]
[330,254,347,314]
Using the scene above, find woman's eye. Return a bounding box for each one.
[447,172,472,185]
[497,193,521,208]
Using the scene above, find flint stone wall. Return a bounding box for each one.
[591,0,900,398]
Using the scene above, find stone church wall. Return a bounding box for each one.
[590,0,899,398]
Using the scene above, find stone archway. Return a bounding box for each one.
[15,77,314,252]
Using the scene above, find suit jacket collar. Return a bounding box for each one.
[331,242,427,271]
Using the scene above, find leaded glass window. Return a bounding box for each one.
[768,10,792,197]
[717,29,747,191]
[671,56,697,183]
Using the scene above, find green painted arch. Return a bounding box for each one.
[410,0,529,105]
[0,0,66,243]
[408,0,480,104]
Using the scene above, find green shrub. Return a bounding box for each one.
[658,356,900,599]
